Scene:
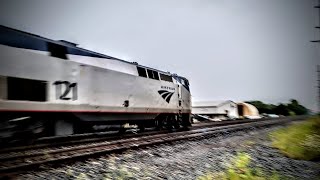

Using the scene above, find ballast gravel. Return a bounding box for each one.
[17,124,320,180]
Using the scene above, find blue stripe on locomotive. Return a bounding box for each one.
[0,25,116,59]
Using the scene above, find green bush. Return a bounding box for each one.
[270,116,320,160]
[245,99,309,115]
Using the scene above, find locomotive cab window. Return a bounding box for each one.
[147,69,159,80]
[154,71,159,80]
[137,67,147,78]
[7,77,47,102]
[160,73,173,82]
[180,79,185,85]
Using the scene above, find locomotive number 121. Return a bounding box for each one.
[53,81,78,100]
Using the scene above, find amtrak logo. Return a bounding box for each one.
[158,90,174,103]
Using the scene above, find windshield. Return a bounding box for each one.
[173,75,190,91]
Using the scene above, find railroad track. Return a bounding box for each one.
[0,116,307,175]
[0,117,275,154]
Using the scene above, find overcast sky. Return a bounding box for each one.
[0,0,319,111]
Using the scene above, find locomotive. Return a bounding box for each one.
[0,25,192,140]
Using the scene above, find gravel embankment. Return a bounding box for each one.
[17,124,320,179]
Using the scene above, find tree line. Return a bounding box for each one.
[245,99,309,116]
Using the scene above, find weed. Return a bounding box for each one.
[197,152,286,180]
[270,116,320,160]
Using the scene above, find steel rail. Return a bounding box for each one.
[0,116,307,175]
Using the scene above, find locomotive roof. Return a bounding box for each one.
[0,25,175,76]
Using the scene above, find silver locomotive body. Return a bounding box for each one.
[0,26,191,138]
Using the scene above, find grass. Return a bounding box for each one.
[197,152,286,180]
[197,116,320,180]
[269,115,320,160]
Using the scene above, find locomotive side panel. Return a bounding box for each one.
[89,66,180,111]
[0,44,190,114]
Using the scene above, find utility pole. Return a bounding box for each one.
[312,0,320,42]
[312,0,320,113]
[318,65,320,113]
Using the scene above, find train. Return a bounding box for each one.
[0,25,192,141]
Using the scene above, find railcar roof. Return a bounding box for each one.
[0,25,175,76]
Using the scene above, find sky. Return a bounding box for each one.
[0,0,319,111]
